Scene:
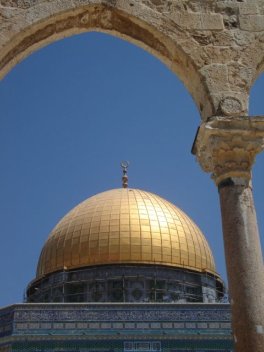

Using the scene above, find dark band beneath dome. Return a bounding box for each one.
[27,264,225,304]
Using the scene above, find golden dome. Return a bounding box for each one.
[37,188,217,278]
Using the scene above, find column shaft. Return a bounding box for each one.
[218,178,264,352]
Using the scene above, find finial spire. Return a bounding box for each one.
[121,161,129,188]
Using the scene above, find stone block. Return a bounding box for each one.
[170,12,201,29]
[227,63,253,90]
[200,64,229,92]
[171,13,224,31]
[200,14,224,30]
[215,1,239,9]
[239,2,259,15]
[240,15,264,31]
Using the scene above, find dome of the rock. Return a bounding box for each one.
[37,188,216,277]
[27,188,224,303]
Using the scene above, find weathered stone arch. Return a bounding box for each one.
[0,0,262,120]
[0,0,214,118]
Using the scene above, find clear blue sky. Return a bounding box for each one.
[0,32,263,307]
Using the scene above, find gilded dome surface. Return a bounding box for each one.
[37,189,216,278]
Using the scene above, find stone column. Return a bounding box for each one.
[192,116,264,352]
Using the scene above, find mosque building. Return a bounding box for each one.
[0,165,233,352]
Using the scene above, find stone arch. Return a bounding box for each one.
[0,0,216,120]
[1,1,263,119]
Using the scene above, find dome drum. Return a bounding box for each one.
[27,264,224,304]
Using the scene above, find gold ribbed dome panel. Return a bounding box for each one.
[37,189,216,278]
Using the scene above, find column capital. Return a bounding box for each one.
[192,116,264,186]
